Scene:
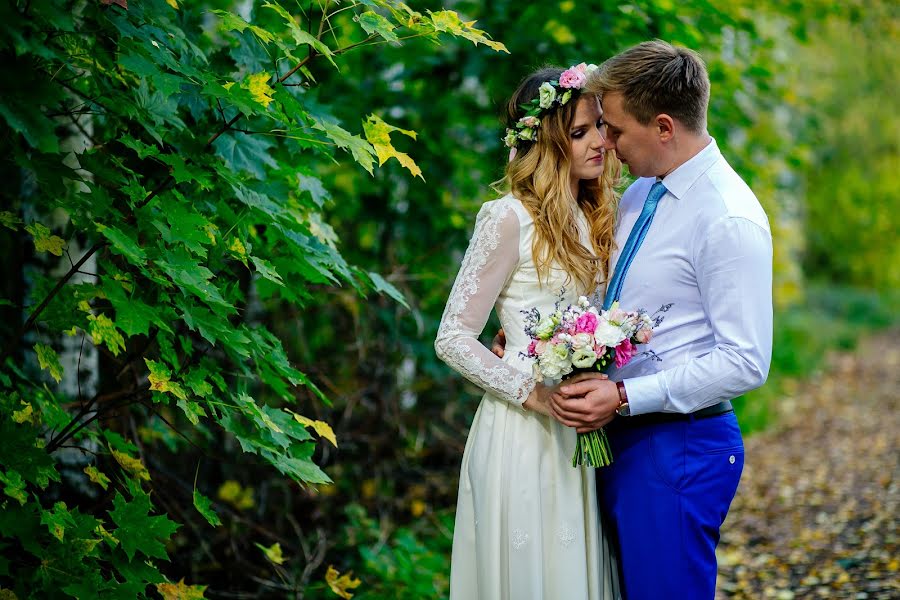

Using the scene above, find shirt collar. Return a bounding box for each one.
[659,137,720,201]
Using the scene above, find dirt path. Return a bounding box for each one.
[716,331,900,599]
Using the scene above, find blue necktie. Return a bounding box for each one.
[602,181,668,310]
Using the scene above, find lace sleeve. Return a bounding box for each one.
[434,200,536,406]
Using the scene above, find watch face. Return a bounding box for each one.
[617,402,630,417]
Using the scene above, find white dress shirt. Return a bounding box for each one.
[613,138,773,415]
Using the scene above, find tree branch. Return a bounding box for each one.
[0,241,108,365]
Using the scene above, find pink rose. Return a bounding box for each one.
[534,340,547,355]
[527,339,537,356]
[635,327,653,344]
[614,339,637,368]
[559,67,587,89]
[575,312,598,334]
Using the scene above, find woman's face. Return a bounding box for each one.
[568,95,608,186]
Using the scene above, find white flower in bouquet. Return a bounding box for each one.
[594,319,627,347]
[571,332,594,349]
[571,347,598,369]
[535,313,560,340]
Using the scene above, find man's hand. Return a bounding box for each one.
[491,328,506,358]
[550,373,619,433]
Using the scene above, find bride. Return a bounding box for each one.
[435,63,621,599]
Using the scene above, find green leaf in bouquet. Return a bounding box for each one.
[109,490,180,561]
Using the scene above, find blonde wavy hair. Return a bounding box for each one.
[494,67,621,295]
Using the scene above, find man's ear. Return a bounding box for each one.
[656,114,675,141]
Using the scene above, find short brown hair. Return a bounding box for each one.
[586,40,710,133]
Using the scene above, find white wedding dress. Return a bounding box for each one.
[435,194,620,600]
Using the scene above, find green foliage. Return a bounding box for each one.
[0,0,505,597]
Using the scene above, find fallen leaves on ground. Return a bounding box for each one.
[717,332,899,599]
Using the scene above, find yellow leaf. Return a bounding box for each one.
[222,82,235,90]
[164,0,178,8]
[112,450,150,481]
[156,579,207,600]
[410,499,427,517]
[0,588,21,600]
[12,402,35,425]
[245,72,274,108]
[35,343,64,383]
[204,223,219,245]
[0,211,22,230]
[25,223,65,256]
[325,565,361,599]
[362,114,423,180]
[88,313,126,356]
[145,359,188,400]
[95,523,119,547]
[84,465,111,490]
[256,542,285,565]
[290,412,338,447]
[228,237,248,264]
[217,480,255,510]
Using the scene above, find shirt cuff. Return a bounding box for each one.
[623,373,667,415]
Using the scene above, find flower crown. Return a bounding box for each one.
[503,62,599,149]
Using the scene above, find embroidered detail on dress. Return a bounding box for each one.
[434,199,536,404]
[558,524,576,548]
[511,529,529,551]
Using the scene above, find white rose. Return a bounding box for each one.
[535,315,558,340]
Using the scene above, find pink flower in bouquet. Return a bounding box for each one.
[575,312,598,334]
[615,338,637,368]
[534,340,547,355]
[635,327,653,344]
[559,65,587,89]
[527,339,537,355]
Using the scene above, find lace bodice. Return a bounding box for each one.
[435,195,598,405]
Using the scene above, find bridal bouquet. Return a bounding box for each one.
[523,296,654,467]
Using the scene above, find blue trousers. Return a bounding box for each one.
[597,412,744,600]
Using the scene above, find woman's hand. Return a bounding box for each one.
[523,372,608,418]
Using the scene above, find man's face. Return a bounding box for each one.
[600,92,662,178]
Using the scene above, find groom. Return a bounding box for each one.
[496,41,773,598]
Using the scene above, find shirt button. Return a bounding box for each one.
[729,455,736,464]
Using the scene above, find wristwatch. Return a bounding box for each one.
[615,381,630,417]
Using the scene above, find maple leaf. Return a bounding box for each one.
[25,222,65,256]
[145,359,188,400]
[164,0,178,9]
[217,480,255,510]
[88,313,126,356]
[362,114,423,180]
[245,72,274,108]
[34,343,64,383]
[192,489,221,527]
[109,490,179,561]
[84,465,111,490]
[325,565,361,599]
[291,412,338,447]
[156,579,207,600]
[255,542,285,565]
[112,450,150,482]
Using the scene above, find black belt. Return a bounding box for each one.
[617,400,734,428]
